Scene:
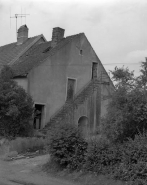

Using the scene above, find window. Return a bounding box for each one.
[43,47,51,53]
[66,78,76,101]
[80,49,83,55]
[92,62,98,79]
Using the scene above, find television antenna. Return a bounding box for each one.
[10,13,30,38]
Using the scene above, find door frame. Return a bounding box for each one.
[33,102,46,129]
[91,62,98,79]
[65,77,77,101]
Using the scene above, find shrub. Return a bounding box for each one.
[122,135,147,165]
[47,122,87,170]
[17,122,34,137]
[84,133,147,183]
[84,137,121,174]
[114,162,147,182]
[113,132,147,183]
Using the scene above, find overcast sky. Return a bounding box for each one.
[0,0,147,76]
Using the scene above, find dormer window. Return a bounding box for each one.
[43,47,51,53]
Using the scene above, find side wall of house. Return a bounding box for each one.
[27,34,114,128]
[73,86,101,132]
[83,36,114,121]
[14,77,28,92]
[13,37,46,94]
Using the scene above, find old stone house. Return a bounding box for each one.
[0,25,114,135]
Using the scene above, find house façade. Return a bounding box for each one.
[0,24,114,135]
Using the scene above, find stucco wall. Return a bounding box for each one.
[71,87,101,133]
[27,34,114,127]
[14,77,28,92]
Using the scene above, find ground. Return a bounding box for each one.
[0,153,126,185]
[0,154,77,185]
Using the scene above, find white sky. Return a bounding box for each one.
[0,0,147,76]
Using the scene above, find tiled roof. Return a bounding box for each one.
[0,35,43,68]
[12,33,83,77]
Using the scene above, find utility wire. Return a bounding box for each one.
[103,62,141,65]
[0,62,142,67]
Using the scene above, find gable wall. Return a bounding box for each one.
[27,34,114,127]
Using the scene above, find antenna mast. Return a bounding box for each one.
[10,13,29,38]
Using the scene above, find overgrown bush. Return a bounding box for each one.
[47,122,87,170]
[102,65,147,143]
[0,65,34,137]
[84,137,121,174]
[82,132,147,184]
[113,133,147,183]
[114,162,147,183]
[17,122,34,137]
[45,123,147,184]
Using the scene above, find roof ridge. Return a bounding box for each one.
[0,42,16,48]
[0,34,43,48]
[65,32,84,39]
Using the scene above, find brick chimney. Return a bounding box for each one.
[17,25,28,45]
[51,27,65,48]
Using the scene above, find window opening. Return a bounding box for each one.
[66,78,76,101]
[80,49,83,55]
[43,47,51,53]
[78,116,89,137]
[92,62,98,79]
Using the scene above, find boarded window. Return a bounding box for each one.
[66,78,76,101]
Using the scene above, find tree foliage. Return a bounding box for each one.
[102,64,147,142]
[0,65,34,137]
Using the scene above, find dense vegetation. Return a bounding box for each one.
[0,65,34,137]
[102,63,147,142]
[47,61,147,185]
[47,122,87,170]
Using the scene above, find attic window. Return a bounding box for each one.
[43,47,51,53]
[80,50,83,55]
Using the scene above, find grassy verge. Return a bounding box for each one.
[9,137,47,154]
[0,136,47,159]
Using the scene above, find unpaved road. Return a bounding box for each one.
[0,154,77,185]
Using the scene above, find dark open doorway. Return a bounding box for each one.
[78,116,89,137]
[33,104,45,129]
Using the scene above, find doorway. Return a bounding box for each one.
[66,78,76,101]
[78,116,89,137]
[33,104,45,129]
[92,62,98,79]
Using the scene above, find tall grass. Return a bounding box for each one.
[0,137,47,157]
[9,137,47,154]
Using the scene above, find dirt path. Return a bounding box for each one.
[0,154,77,185]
